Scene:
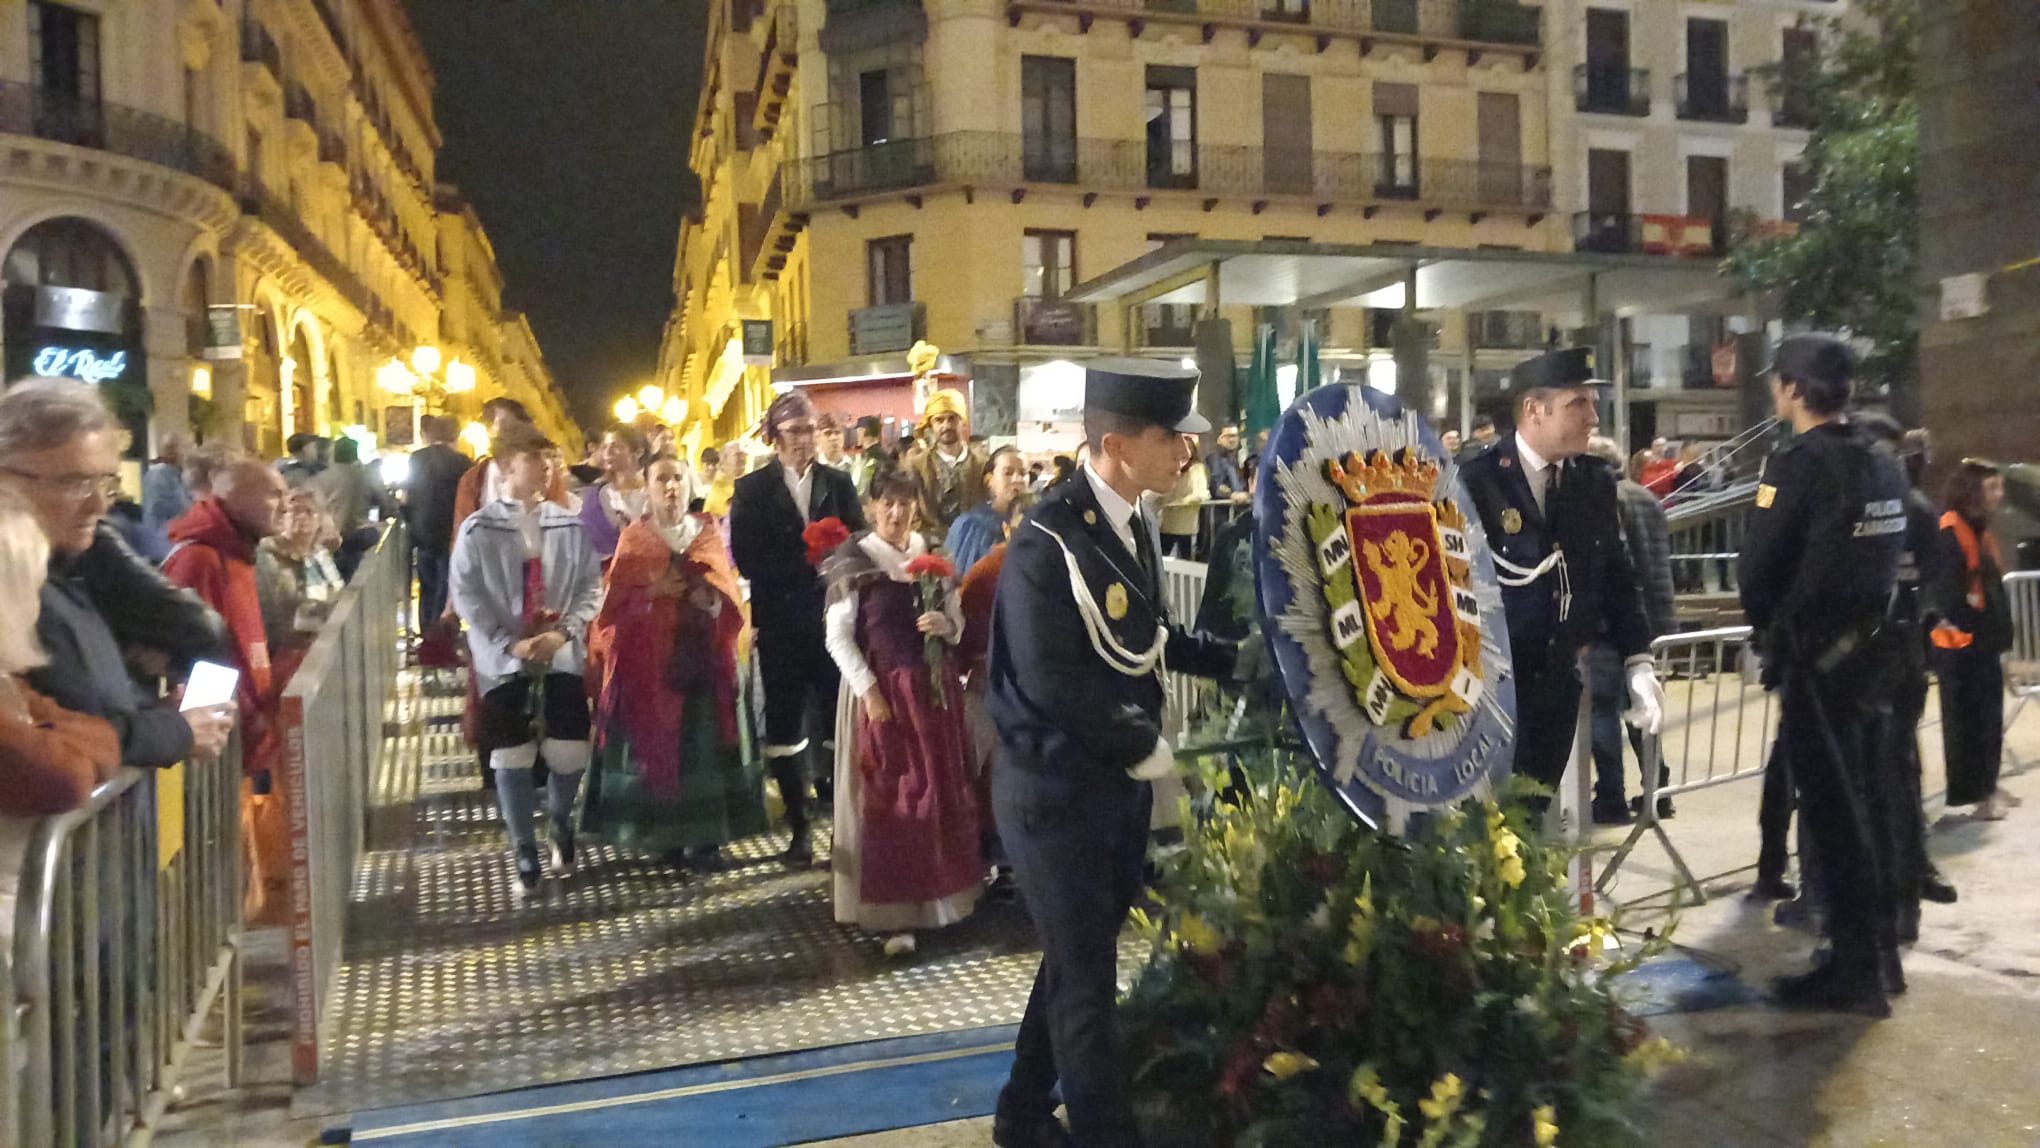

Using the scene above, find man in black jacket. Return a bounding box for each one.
[1458,347,1663,794]
[986,358,1237,1148]
[0,377,230,767]
[729,391,867,865]
[404,414,473,624]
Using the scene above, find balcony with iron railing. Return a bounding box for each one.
[1571,211,1726,257]
[1138,304,1201,349]
[1574,64,1651,116]
[0,81,236,191]
[1676,72,1749,124]
[242,182,378,319]
[753,0,799,142]
[792,131,1552,215]
[1469,310,1544,349]
[1014,296,1098,346]
[1013,0,1541,51]
[1771,82,1816,129]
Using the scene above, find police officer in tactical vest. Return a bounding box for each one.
[986,358,1238,1148]
[1457,347,1665,796]
[1739,333,1909,1016]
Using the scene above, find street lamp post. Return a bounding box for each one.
[613,385,687,428]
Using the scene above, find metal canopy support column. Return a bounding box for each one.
[1457,306,1475,438]
[1393,264,1431,423]
[1613,316,1633,453]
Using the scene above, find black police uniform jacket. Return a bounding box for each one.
[1458,436,1652,670]
[986,474,1235,776]
[728,459,868,638]
[1738,421,1906,657]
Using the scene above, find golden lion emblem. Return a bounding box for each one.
[1362,531,1441,658]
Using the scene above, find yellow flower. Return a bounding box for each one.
[1498,854,1527,888]
[1493,828,1522,862]
[1175,912,1223,956]
[1350,1065,1390,1108]
[1623,1036,1688,1077]
[1533,1104,1559,1147]
[1263,1051,1320,1079]
[1417,1072,1464,1122]
[1128,907,1161,943]
[1343,876,1377,966]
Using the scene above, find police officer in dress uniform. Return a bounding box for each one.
[1457,347,1665,795]
[1738,333,1909,1016]
[986,358,1238,1148]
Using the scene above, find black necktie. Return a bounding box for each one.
[1130,509,1157,591]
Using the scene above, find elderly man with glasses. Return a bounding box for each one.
[0,378,231,769]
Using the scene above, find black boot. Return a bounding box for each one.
[1773,954,1890,1018]
[1920,866,1958,905]
[771,755,814,867]
[1751,873,1798,901]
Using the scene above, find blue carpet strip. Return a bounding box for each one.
[337,1024,1019,1147]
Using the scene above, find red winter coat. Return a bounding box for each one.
[162,499,286,773]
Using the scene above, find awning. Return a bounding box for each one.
[1062,240,1747,320]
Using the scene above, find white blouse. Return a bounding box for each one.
[822,531,965,699]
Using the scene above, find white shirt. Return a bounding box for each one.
[782,459,813,516]
[508,498,542,558]
[1515,432,1557,515]
[1083,461,1143,558]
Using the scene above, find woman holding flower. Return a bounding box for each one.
[583,456,767,869]
[820,470,980,953]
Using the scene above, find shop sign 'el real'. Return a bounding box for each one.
[33,346,128,383]
[1253,383,1517,834]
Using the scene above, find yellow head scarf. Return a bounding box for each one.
[921,387,968,433]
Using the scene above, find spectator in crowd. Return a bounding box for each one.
[1932,458,2015,821]
[0,489,121,816]
[277,433,329,488]
[1460,414,1498,461]
[703,441,745,517]
[816,412,848,470]
[452,397,567,534]
[312,437,397,580]
[1638,441,1679,499]
[1049,455,1076,489]
[846,415,885,498]
[646,422,677,461]
[578,423,654,564]
[0,378,230,771]
[1585,436,1677,824]
[1206,425,1249,504]
[256,488,344,655]
[142,433,193,532]
[945,445,1032,576]
[1159,449,1210,559]
[185,441,232,503]
[821,470,979,955]
[1027,461,1048,494]
[911,389,990,537]
[164,460,291,774]
[729,391,868,867]
[405,415,471,624]
[1439,428,1463,455]
[450,423,605,899]
[583,454,766,871]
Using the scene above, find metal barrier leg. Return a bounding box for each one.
[1597,729,1706,907]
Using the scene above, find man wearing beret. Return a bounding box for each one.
[1738,332,1908,1016]
[987,358,1238,1147]
[911,387,991,536]
[1457,346,1666,797]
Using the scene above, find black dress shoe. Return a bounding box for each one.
[780,834,814,868]
[1773,963,1891,1018]
[1629,795,1674,820]
[1921,869,1958,905]
[1591,799,1634,826]
[1751,874,1798,901]
[991,1113,1076,1148]
[1880,949,1908,996]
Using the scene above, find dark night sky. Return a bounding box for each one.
[409,1,706,433]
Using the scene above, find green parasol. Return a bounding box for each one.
[1243,321,1280,446]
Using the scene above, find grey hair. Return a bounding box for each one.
[0,376,115,458]
[0,488,51,673]
[1586,435,1625,469]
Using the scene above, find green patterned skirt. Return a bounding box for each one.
[581,691,769,854]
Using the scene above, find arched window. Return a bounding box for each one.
[2,217,138,297]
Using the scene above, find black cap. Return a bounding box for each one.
[1511,346,1603,391]
[1084,357,1210,434]
[1762,333,1855,390]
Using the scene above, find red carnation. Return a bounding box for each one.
[903,553,956,580]
[803,516,850,565]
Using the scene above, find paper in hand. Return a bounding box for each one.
[180,660,240,712]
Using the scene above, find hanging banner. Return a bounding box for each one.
[741,319,774,365]
[205,304,247,361]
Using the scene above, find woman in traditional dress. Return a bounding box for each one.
[584,455,766,869]
[822,470,981,954]
[944,445,1033,576]
[578,423,654,563]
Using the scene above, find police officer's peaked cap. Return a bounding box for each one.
[1084,357,1211,434]
[1510,346,1603,391]
[1763,333,1855,389]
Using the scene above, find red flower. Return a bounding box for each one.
[803,516,850,565]
[903,553,956,580]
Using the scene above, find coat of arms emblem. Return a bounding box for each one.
[1309,449,1485,739]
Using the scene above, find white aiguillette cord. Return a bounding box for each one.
[1492,547,1573,623]
[1030,520,1168,679]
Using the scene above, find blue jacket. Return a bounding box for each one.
[450,500,603,692]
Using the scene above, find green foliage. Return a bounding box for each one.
[1726,0,1918,398]
[1123,757,1678,1148]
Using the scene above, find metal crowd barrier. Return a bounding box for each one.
[1161,557,1214,739]
[278,523,409,1085]
[2005,570,2040,771]
[1596,625,1774,906]
[0,734,245,1147]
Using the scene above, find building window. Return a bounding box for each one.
[1141,233,1198,347]
[1022,56,1077,183]
[867,235,913,306]
[859,70,894,146]
[1782,162,1813,224]
[28,1,102,143]
[1375,83,1419,198]
[1022,231,1075,300]
[1145,67,1197,190]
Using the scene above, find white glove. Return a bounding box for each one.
[1127,735,1175,780]
[1624,661,1665,736]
